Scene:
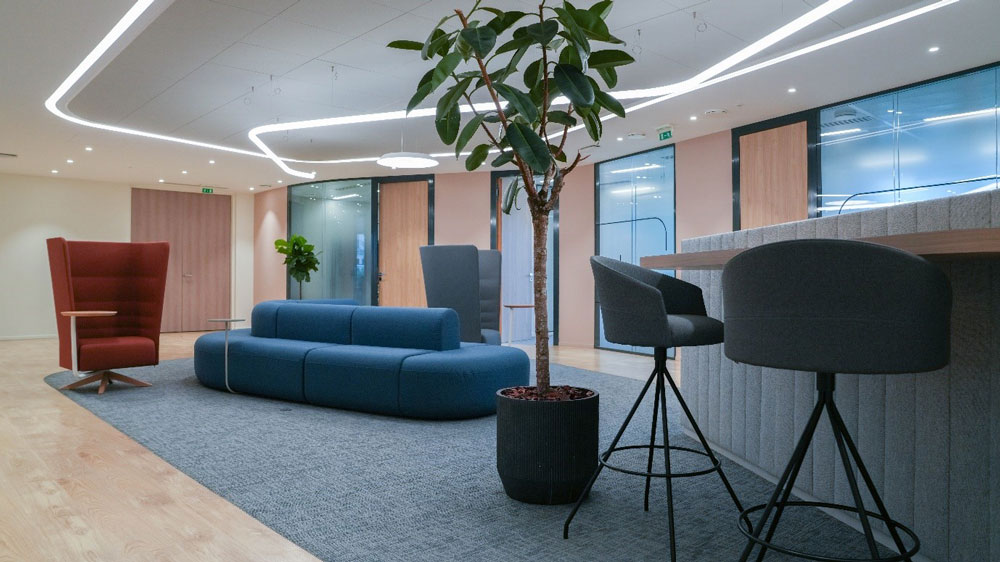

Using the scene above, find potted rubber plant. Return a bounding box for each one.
[274,235,320,299]
[390,0,634,504]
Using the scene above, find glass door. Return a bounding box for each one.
[288,179,374,304]
[596,146,676,354]
[498,175,556,345]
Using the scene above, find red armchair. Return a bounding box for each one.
[46,237,169,394]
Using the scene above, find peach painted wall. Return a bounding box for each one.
[253,187,287,304]
[434,171,491,248]
[557,164,596,347]
[674,130,734,247]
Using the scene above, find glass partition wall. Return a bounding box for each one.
[288,179,374,304]
[819,65,999,215]
[595,145,676,354]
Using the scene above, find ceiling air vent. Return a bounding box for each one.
[820,116,874,128]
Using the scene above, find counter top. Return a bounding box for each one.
[641,227,1000,270]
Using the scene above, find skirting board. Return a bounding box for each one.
[682,427,934,562]
[0,333,56,341]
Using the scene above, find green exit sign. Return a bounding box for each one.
[201,187,213,194]
[659,129,673,141]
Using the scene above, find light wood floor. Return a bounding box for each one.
[0,334,672,561]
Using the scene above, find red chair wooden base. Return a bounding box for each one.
[59,371,152,395]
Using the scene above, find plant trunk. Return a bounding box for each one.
[531,206,550,392]
[298,281,303,300]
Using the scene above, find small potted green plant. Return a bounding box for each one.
[274,235,320,299]
[390,0,633,504]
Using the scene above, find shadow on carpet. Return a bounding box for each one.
[46,360,887,562]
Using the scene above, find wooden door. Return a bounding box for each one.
[739,121,809,229]
[180,192,231,331]
[131,188,231,332]
[132,189,184,332]
[378,180,428,307]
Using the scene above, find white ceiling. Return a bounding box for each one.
[0,0,998,194]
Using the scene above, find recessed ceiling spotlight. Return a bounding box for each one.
[787,87,797,93]
[66,159,74,164]
[928,46,940,52]
[158,178,164,183]
[181,170,188,174]
[616,137,624,141]
[689,115,698,121]
[51,169,59,174]
[84,146,93,152]
[209,160,215,164]
[249,187,255,191]
[277,180,284,184]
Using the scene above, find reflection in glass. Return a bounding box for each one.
[288,180,374,304]
[596,146,676,354]
[819,66,999,215]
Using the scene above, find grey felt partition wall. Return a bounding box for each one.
[677,189,1000,562]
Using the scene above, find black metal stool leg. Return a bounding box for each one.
[827,402,913,561]
[644,373,662,512]
[564,367,659,539]
[663,365,750,532]
[831,415,881,559]
[739,397,827,562]
[658,367,677,562]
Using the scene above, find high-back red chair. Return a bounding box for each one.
[46,237,169,394]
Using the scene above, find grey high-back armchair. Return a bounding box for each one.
[420,245,501,345]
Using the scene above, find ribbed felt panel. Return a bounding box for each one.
[679,190,998,562]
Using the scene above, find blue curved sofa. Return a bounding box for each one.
[193,300,529,419]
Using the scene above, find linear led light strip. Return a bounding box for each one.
[252,0,856,178]
[46,0,957,180]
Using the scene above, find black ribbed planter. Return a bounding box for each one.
[495,388,599,505]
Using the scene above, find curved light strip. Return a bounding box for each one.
[45,0,957,180]
[251,0,856,178]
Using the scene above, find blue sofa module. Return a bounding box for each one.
[193,300,530,419]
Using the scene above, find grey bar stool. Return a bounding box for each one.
[564,256,748,562]
[723,239,951,562]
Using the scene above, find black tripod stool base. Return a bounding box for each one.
[738,501,920,562]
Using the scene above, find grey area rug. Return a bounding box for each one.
[46,360,890,562]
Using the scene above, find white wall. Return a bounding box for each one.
[0,172,254,339]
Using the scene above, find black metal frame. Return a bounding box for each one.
[285,174,435,304]
[564,347,748,562]
[738,372,919,562]
[489,169,559,346]
[592,144,678,355]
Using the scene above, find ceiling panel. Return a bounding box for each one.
[123,63,270,133]
[618,11,747,73]
[280,0,407,36]
[210,0,299,16]
[213,42,312,75]
[241,17,351,59]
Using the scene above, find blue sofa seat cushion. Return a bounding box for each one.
[304,345,434,415]
[193,328,253,389]
[351,306,460,351]
[228,338,337,402]
[398,345,530,419]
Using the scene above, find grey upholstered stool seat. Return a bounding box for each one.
[723,239,951,562]
[564,257,747,562]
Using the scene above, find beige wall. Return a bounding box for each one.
[434,171,491,248]
[0,172,254,339]
[253,187,288,303]
[675,130,734,246]
[0,173,132,339]
[557,164,596,347]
